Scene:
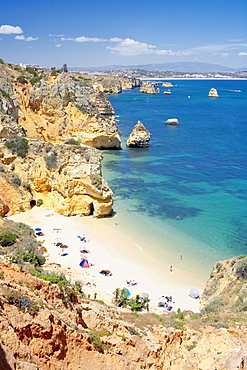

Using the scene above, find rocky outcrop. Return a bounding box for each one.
[201,256,247,309]
[126,121,151,148]
[20,74,121,149]
[165,118,179,125]
[208,88,219,97]
[0,139,113,217]
[139,81,159,94]
[162,82,174,88]
[0,63,121,149]
[93,78,122,94]
[120,77,141,89]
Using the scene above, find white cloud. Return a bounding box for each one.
[109,37,123,42]
[49,34,64,37]
[107,38,156,56]
[61,37,74,41]
[154,49,194,56]
[189,43,247,53]
[74,36,107,42]
[25,36,38,42]
[238,52,247,56]
[107,38,195,57]
[15,35,39,41]
[61,35,108,42]
[15,35,25,40]
[0,24,23,34]
[55,44,61,47]
[229,39,244,42]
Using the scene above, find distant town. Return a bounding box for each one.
[19,63,247,79]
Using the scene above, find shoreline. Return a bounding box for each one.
[140,77,247,81]
[9,207,206,313]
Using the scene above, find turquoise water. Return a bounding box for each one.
[102,80,247,279]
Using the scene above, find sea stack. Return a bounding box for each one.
[165,118,179,125]
[126,121,151,147]
[208,88,219,97]
[162,82,174,88]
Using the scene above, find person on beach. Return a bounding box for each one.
[170,266,173,272]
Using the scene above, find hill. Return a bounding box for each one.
[70,62,247,73]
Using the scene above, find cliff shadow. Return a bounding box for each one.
[0,344,13,370]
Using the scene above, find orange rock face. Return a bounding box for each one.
[0,264,247,370]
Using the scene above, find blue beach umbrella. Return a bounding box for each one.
[124,288,131,297]
[35,228,42,232]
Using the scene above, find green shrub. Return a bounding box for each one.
[6,291,39,314]
[22,182,31,191]
[30,76,43,85]
[14,247,45,267]
[0,228,17,247]
[16,222,34,236]
[5,136,29,158]
[37,272,69,286]
[36,199,43,207]
[26,67,38,76]
[11,173,21,186]
[201,298,224,314]
[232,299,247,312]
[0,88,9,98]
[16,75,27,83]
[186,341,198,351]
[75,104,89,114]
[44,151,58,169]
[14,66,22,71]
[73,280,84,294]
[65,138,81,146]
[0,58,4,64]
[89,329,111,351]
[91,174,102,189]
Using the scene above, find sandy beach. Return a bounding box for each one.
[9,207,206,313]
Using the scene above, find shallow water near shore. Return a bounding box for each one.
[102,79,247,279]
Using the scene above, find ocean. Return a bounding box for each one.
[102,79,247,279]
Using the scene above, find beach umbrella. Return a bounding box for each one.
[189,288,200,299]
[158,296,166,303]
[35,228,42,232]
[123,288,131,297]
[79,259,89,268]
[141,293,149,299]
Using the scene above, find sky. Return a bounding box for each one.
[0,0,247,69]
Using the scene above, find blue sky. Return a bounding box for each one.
[0,0,247,69]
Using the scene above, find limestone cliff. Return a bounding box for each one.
[126,121,151,148]
[0,62,121,149]
[119,77,141,89]
[139,81,159,94]
[0,138,112,217]
[93,78,122,94]
[201,256,247,311]
[0,60,119,217]
[0,263,247,370]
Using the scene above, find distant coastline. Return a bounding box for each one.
[140,77,247,81]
